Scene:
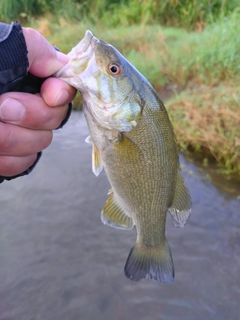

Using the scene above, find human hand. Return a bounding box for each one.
[0,27,76,177]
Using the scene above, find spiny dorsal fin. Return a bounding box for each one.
[101,191,134,230]
[168,171,192,228]
[124,239,174,283]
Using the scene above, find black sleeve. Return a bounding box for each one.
[0,21,29,93]
[0,21,72,184]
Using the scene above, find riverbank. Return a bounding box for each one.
[32,15,240,177]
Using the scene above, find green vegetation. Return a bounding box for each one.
[1,0,239,30]
[167,84,240,175]
[1,0,239,176]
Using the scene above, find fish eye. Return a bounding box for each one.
[108,63,122,75]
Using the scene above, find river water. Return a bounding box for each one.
[0,111,239,320]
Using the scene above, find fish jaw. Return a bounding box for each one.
[67,30,94,60]
[55,30,99,91]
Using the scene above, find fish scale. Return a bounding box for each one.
[56,30,192,282]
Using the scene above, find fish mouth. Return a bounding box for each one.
[79,30,94,52]
[57,29,99,80]
[54,30,99,88]
[67,30,95,60]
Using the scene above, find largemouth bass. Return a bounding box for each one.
[56,30,192,283]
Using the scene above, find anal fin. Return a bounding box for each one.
[168,171,192,228]
[101,191,134,230]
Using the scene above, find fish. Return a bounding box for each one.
[55,30,192,283]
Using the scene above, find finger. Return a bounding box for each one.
[0,154,37,177]
[23,28,70,77]
[0,92,68,130]
[41,77,76,107]
[0,122,52,156]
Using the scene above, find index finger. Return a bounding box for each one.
[23,27,69,77]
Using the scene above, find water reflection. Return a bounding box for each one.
[0,111,239,320]
[181,156,240,200]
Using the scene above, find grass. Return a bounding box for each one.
[43,12,240,86]
[1,0,239,30]
[24,12,240,177]
[167,84,240,176]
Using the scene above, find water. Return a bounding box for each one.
[0,112,239,320]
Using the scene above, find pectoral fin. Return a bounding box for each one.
[101,191,134,230]
[168,171,192,228]
[85,136,103,175]
[92,143,103,176]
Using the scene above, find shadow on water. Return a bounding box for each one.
[0,111,239,320]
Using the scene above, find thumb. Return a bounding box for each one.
[23,27,70,77]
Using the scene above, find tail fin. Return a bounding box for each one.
[124,239,174,283]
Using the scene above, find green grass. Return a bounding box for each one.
[1,0,239,30]
[44,11,240,89]
[36,12,240,176]
[166,84,240,176]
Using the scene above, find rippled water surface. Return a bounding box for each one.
[0,112,239,320]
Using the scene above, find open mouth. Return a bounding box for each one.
[67,30,95,61]
[54,30,100,89]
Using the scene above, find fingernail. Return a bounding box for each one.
[0,98,25,122]
[54,89,70,106]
